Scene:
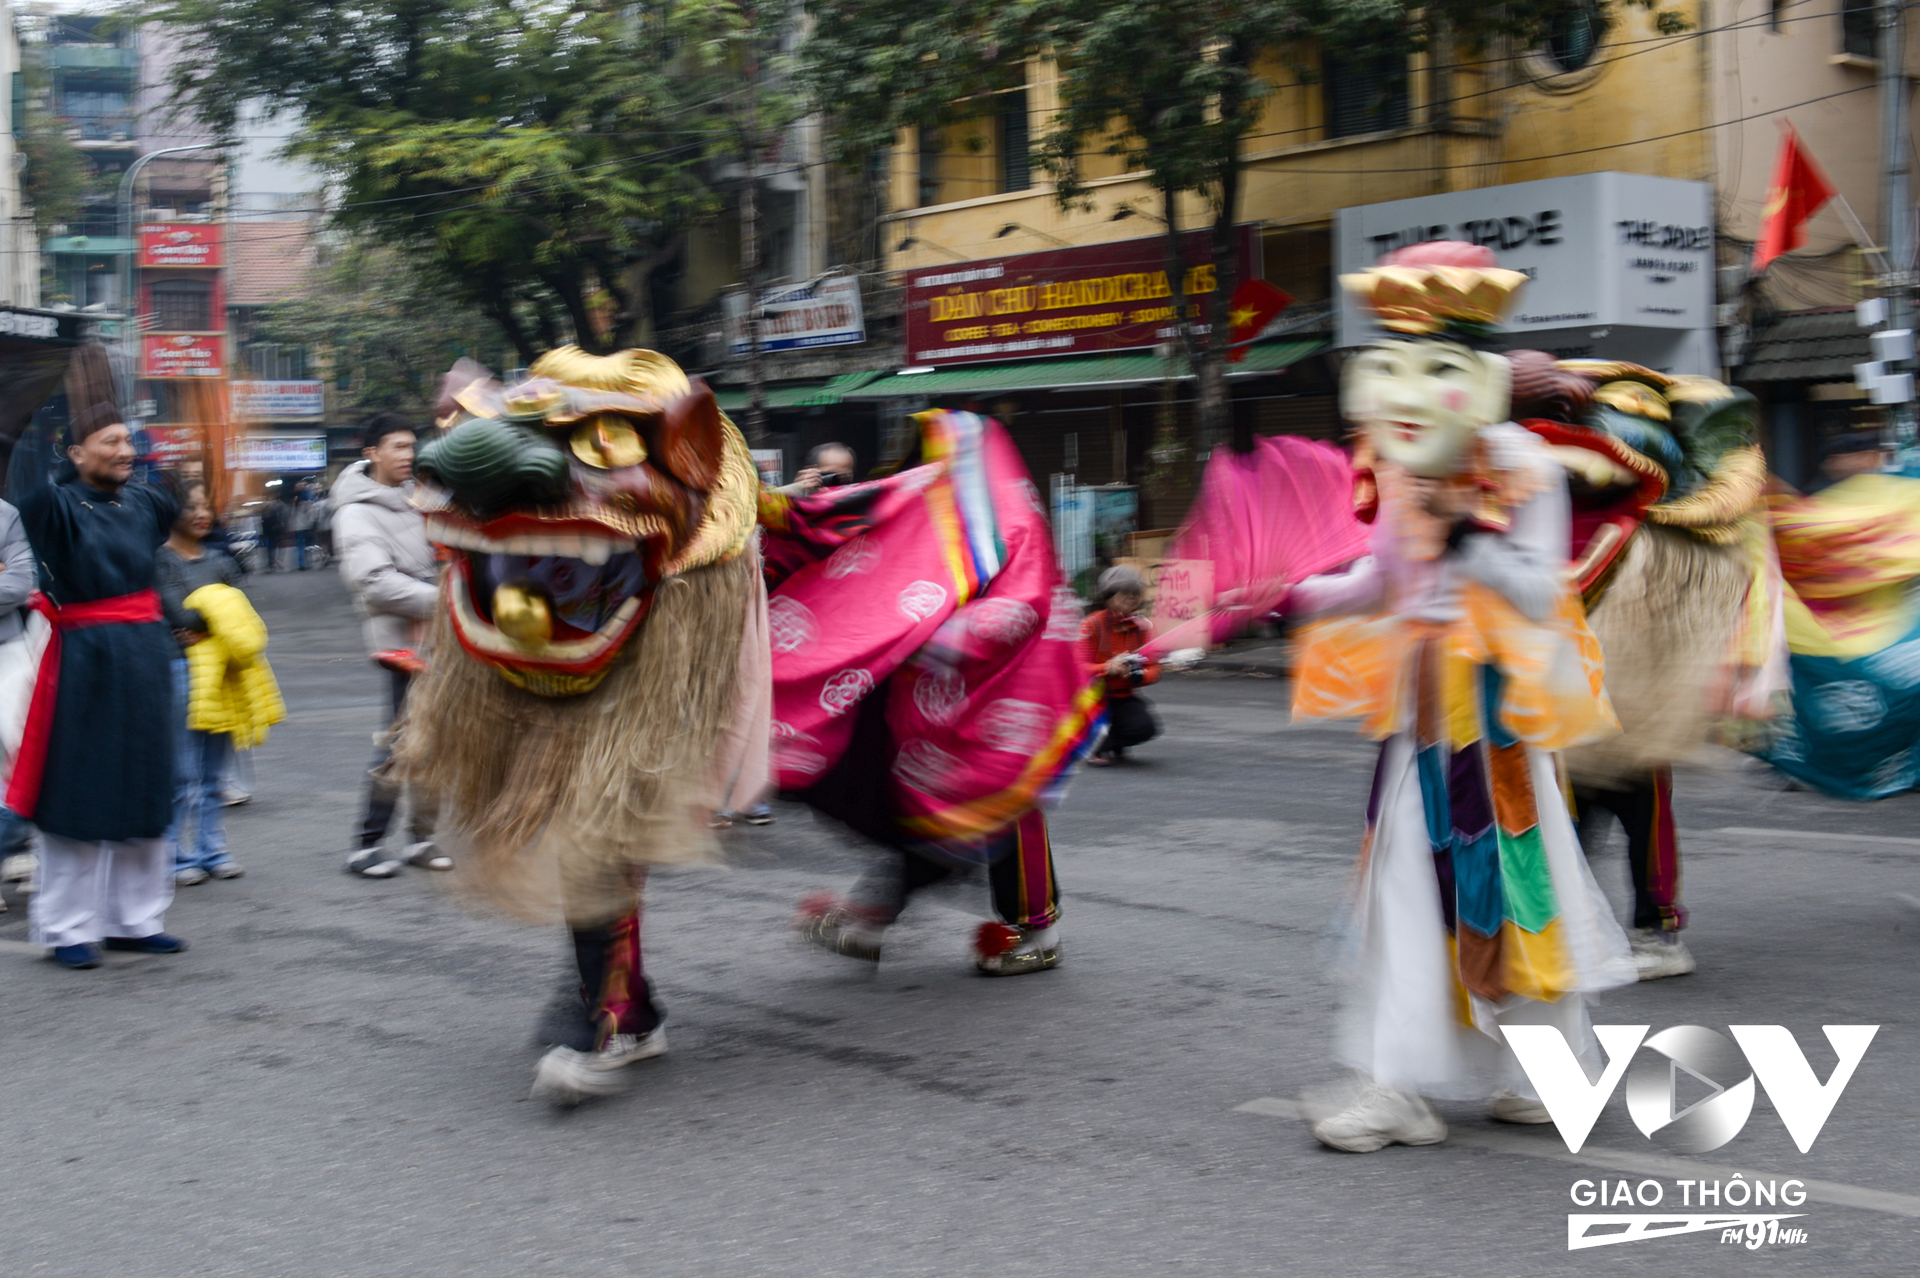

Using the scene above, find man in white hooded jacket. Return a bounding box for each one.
[331,413,448,878]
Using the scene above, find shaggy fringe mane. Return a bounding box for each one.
[393,553,752,926]
[1566,523,1750,785]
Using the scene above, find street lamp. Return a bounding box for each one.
[116,143,222,416]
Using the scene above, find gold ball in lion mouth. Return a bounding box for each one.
[492,584,553,648]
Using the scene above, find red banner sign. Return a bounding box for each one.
[903,227,1258,367]
[141,426,202,463]
[139,222,223,269]
[143,332,225,378]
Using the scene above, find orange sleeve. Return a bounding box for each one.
[1076,612,1109,679]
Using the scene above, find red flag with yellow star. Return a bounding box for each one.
[1753,123,1836,273]
[1226,279,1292,362]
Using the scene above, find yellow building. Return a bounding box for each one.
[841,2,1911,500]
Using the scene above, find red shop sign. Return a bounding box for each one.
[142,426,202,462]
[143,332,225,378]
[139,222,223,269]
[902,226,1258,367]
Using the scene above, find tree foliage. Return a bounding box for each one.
[802,0,1688,449]
[147,0,796,361]
[254,234,511,422]
[15,48,89,238]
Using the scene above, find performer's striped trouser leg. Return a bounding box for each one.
[1574,767,1686,932]
[987,809,1061,931]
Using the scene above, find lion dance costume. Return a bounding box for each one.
[761,410,1101,975]
[1502,351,1782,979]
[396,348,761,1105]
[1290,242,1637,1152]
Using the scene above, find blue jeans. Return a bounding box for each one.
[168,658,234,872]
[0,806,32,858]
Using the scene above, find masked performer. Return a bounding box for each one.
[1290,242,1636,1153]
[1503,353,1780,980]
[393,348,759,1106]
[764,410,1100,976]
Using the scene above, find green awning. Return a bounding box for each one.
[840,339,1324,400]
[713,369,889,411]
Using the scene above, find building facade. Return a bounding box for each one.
[852,2,1919,506]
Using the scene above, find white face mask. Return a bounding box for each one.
[1342,338,1512,478]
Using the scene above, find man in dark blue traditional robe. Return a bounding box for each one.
[14,404,186,969]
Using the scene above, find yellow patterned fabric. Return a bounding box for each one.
[1771,473,1920,658]
[1293,583,1617,752]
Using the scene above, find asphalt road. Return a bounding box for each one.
[3,567,1917,1276]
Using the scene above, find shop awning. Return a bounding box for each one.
[839,339,1325,400]
[1739,308,1870,383]
[713,370,888,411]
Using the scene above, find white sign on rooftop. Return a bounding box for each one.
[1334,171,1717,375]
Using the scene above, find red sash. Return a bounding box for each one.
[5,589,164,818]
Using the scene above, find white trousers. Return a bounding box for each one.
[29,834,173,948]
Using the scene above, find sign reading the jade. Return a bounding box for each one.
[904,227,1258,367]
[139,222,223,269]
[143,332,224,378]
[1334,172,1716,373]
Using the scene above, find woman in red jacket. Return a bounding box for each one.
[1077,565,1161,765]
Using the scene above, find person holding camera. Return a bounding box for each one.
[779,442,857,496]
[1077,564,1160,766]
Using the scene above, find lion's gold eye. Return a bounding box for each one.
[569,417,648,469]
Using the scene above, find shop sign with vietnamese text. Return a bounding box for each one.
[904,227,1257,367]
[229,435,326,472]
[143,332,224,378]
[140,426,202,464]
[726,275,866,355]
[233,379,325,418]
[139,222,223,269]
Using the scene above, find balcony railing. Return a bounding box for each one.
[51,45,136,73]
[64,114,136,143]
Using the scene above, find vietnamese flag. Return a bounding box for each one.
[1225,279,1292,363]
[1753,123,1837,272]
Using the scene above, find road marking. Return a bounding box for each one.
[0,939,45,956]
[1236,1097,1920,1219]
[1712,826,1920,851]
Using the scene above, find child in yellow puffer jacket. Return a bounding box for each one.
[157,482,283,885]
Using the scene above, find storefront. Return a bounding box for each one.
[0,305,86,496]
[841,229,1330,532]
[1334,171,1717,375]
[1735,307,1878,490]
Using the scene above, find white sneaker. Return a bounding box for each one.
[593,1025,668,1070]
[529,1048,612,1107]
[1630,928,1696,980]
[1,853,35,884]
[1311,1082,1448,1153]
[1489,1089,1554,1124]
[529,1028,667,1106]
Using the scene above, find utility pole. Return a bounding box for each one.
[1881,0,1915,454]
[739,5,767,447]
